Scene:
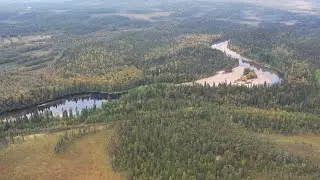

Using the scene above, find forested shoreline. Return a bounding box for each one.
[0,89,125,115]
[2,82,319,135]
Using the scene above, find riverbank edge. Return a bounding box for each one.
[226,40,285,76]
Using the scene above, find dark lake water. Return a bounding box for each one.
[0,94,111,121]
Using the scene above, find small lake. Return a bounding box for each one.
[0,93,119,122]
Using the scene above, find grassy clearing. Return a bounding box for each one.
[0,33,57,73]
[261,134,320,164]
[0,125,125,180]
[0,35,52,46]
[315,69,320,84]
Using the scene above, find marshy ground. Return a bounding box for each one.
[0,125,124,180]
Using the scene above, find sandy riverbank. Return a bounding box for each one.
[185,66,272,87]
[184,40,278,87]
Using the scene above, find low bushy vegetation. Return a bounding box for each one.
[239,68,258,81]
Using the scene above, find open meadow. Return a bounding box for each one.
[0,125,124,180]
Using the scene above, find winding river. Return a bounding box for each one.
[1,40,282,121]
[191,40,282,86]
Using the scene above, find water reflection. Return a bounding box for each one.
[38,98,107,117]
[239,59,282,84]
[1,95,108,121]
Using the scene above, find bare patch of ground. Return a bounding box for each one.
[189,66,245,86]
[92,11,173,21]
[186,66,272,87]
[22,35,52,42]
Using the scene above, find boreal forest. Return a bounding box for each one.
[0,0,320,179]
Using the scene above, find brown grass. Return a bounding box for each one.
[0,126,125,180]
[144,34,220,60]
[67,66,142,85]
[260,134,320,164]
[0,34,52,46]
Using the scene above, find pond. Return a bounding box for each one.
[0,93,120,122]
